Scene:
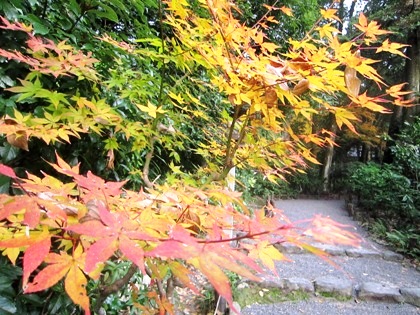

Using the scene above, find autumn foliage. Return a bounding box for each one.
[0,0,412,313]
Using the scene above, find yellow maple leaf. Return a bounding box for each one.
[376,39,409,58]
[334,108,359,133]
[280,6,293,16]
[354,13,391,43]
[321,8,340,21]
[317,23,340,40]
[136,101,167,118]
[354,92,390,113]
[248,241,286,273]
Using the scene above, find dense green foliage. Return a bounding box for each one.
[346,118,420,258]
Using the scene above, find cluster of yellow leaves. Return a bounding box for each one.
[163,0,412,180]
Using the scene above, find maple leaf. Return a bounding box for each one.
[48,152,80,177]
[85,237,119,273]
[386,83,411,98]
[119,236,146,274]
[0,164,17,179]
[25,246,90,315]
[23,237,51,287]
[304,215,361,247]
[193,255,234,308]
[168,260,199,293]
[376,39,409,58]
[354,13,391,43]
[0,196,40,228]
[280,6,293,17]
[67,203,151,273]
[353,92,391,113]
[0,16,33,33]
[65,263,90,314]
[247,240,287,275]
[334,108,359,133]
[136,101,167,118]
[73,171,127,199]
[321,8,340,21]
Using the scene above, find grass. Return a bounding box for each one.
[232,283,311,308]
[317,291,352,302]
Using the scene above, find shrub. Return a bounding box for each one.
[237,169,298,204]
[347,162,419,258]
[348,163,419,221]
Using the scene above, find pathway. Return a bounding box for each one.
[241,199,420,315]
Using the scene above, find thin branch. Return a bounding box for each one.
[41,0,49,19]
[142,137,157,188]
[93,263,138,314]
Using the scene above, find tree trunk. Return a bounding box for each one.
[321,117,337,193]
[360,143,371,163]
[403,24,420,122]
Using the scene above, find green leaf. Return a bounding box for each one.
[107,0,127,11]
[0,176,11,194]
[67,0,81,15]
[92,4,119,23]
[0,75,14,88]
[0,1,22,20]
[23,14,49,35]
[6,79,42,102]
[0,296,16,314]
[0,144,19,163]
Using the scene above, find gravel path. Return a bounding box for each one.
[242,299,420,315]
[239,199,420,315]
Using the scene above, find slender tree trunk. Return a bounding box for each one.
[360,143,371,163]
[403,24,420,122]
[322,117,337,193]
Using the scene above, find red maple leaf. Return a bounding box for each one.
[0,164,17,179]
[67,202,150,273]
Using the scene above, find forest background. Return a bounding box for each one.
[0,0,418,314]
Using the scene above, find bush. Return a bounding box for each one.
[286,167,324,196]
[237,169,298,204]
[346,162,419,258]
[348,163,419,221]
[391,117,420,184]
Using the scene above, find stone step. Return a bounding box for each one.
[270,253,418,288]
[275,243,404,262]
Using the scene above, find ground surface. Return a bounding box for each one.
[241,199,420,315]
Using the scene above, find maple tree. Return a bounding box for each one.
[0,0,413,313]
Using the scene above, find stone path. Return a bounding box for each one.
[240,199,420,315]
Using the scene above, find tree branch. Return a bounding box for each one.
[142,136,157,188]
[93,263,138,314]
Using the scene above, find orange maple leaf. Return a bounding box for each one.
[25,246,90,314]
[304,215,362,247]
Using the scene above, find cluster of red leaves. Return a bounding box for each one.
[0,155,361,314]
[0,16,98,80]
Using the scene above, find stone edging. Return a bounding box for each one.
[265,243,419,307]
[256,275,420,307]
